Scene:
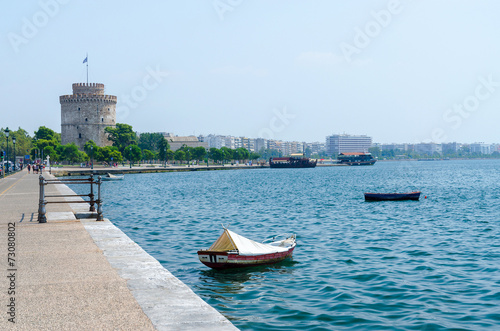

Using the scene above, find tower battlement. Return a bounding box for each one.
[72,82,105,95]
[60,94,117,103]
[60,82,117,149]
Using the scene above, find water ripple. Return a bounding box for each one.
[69,160,500,330]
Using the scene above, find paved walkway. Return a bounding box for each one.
[0,170,237,330]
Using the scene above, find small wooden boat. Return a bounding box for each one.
[198,228,296,270]
[364,191,421,201]
[101,173,124,181]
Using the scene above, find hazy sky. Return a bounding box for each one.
[2,1,500,144]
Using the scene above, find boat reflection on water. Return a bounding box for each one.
[197,260,299,296]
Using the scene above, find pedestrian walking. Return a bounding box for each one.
[27,164,31,173]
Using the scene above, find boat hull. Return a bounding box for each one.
[340,160,376,166]
[269,163,316,168]
[364,192,421,201]
[198,246,295,270]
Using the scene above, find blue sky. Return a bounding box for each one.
[1,0,500,144]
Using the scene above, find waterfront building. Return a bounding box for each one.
[326,134,372,156]
[470,142,491,155]
[163,133,208,151]
[442,142,460,154]
[415,143,442,155]
[60,82,117,149]
[255,138,267,152]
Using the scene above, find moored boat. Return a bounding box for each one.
[338,152,376,166]
[101,173,124,181]
[364,191,421,201]
[197,228,296,270]
[269,153,317,168]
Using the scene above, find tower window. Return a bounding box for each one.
[79,133,81,139]
[101,117,104,122]
[85,118,88,122]
[78,107,81,111]
[108,108,110,111]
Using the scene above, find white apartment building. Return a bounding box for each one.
[326,134,372,156]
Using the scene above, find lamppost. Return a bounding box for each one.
[129,146,132,168]
[12,136,16,171]
[164,147,167,168]
[4,128,9,173]
[91,145,94,169]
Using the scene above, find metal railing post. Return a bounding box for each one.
[38,175,47,223]
[89,174,95,212]
[96,176,103,221]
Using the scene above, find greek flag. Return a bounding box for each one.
[83,56,88,64]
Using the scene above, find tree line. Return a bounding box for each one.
[0,124,263,166]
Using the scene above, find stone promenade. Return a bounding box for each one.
[0,169,237,330]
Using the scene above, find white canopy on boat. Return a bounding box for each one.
[209,229,290,256]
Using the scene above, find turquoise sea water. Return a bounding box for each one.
[71,160,500,330]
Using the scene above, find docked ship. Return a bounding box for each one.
[269,153,317,168]
[337,152,376,166]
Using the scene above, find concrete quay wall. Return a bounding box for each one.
[53,178,238,330]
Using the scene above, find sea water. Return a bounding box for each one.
[70,160,500,330]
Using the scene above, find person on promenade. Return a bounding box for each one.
[27,164,31,173]
[34,164,38,174]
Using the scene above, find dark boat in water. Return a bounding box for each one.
[338,152,376,166]
[364,191,421,201]
[269,154,317,168]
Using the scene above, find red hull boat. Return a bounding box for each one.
[198,229,296,270]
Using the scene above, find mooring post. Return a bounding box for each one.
[96,175,103,221]
[37,175,47,223]
[89,174,95,212]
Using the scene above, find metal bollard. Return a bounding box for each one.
[96,176,103,221]
[38,175,47,223]
[89,174,95,212]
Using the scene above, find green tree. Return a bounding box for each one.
[83,140,103,163]
[100,146,123,164]
[174,150,186,164]
[249,152,261,160]
[179,145,193,164]
[157,136,170,160]
[221,147,233,164]
[234,147,249,162]
[100,146,122,163]
[1,127,34,163]
[166,149,174,164]
[209,148,223,163]
[192,146,207,164]
[138,132,165,152]
[43,146,58,162]
[105,123,137,152]
[123,145,142,165]
[61,143,84,164]
[142,149,154,163]
[34,126,56,141]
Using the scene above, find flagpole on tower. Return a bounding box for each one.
[83,53,88,84]
[86,53,88,84]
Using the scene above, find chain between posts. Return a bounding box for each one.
[37,174,103,223]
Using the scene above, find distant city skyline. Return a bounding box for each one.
[2,1,500,144]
